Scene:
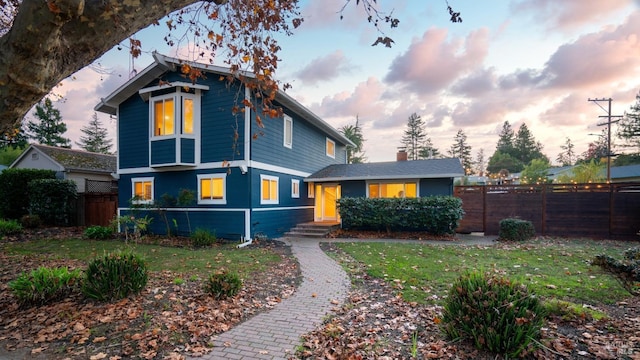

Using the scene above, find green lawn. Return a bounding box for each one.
[334,238,636,305]
[1,237,283,279]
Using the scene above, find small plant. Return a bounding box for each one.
[20,214,42,228]
[82,251,148,301]
[173,277,185,285]
[9,266,82,306]
[440,270,546,357]
[498,218,535,241]
[592,246,640,295]
[543,299,607,321]
[83,225,114,240]
[191,228,217,248]
[0,218,23,236]
[204,270,242,299]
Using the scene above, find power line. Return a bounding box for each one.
[587,97,622,182]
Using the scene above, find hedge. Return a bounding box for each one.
[0,168,56,219]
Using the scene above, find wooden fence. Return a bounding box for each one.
[72,180,118,226]
[454,183,640,240]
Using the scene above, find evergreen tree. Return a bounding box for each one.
[487,151,524,174]
[76,112,113,154]
[339,117,366,164]
[495,121,515,156]
[26,98,71,148]
[400,113,427,160]
[448,129,473,174]
[556,137,576,166]
[474,148,486,176]
[513,123,546,164]
[618,90,640,153]
[417,138,440,159]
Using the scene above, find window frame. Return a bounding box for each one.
[291,179,300,198]
[260,174,279,205]
[366,181,419,199]
[151,95,176,137]
[283,114,293,149]
[150,92,200,139]
[307,181,314,198]
[131,177,154,204]
[326,137,335,158]
[197,173,227,205]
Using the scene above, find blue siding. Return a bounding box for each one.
[151,138,176,165]
[420,178,454,196]
[340,180,366,198]
[249,169,313,208]
[252,208,313,239]
[250,103,347,173]
[181,138,195,163]
[119,96,150,169]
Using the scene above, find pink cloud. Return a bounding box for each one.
[384,28,489,93]
[511,0,631,31]
[294,50,354,85]
[451,67,498,97]
[309,77,387,119]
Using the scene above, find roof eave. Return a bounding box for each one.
[305,173,464,182]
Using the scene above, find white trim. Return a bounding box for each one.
[283,114,293,149]
[150,94,177,138]
[197,173,227,204]
[366,180,420,198]
[252,206,314,212]
[291,179,300,198]
[139,81,209,96]
[260,174,279,205]
[307,182,314,198]
[249,161,311,178]
[326,138,336,158]
[117,160,311,177]
[305,174,462,182]
[244,87,251,161]
[120,207,248,212]
[131,177,154,204]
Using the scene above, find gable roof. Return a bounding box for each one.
[610,164,640,180]
[305,158,464,182]
[11,144,116,174]
[94,52,354,147]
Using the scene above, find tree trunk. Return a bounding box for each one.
[0,0,197,131]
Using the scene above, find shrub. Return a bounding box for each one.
[204,270,242,299]
[0,218,23,236]
[9,267,82,306]
[592,246,640,295]
[83,225,114,240]
[82,251,148,301]
[498,218,535,241]
[0,168,56,220]
[20,214,42,228]
[28,178,78,226]
[191,228,217,248]
[441,271,546,357]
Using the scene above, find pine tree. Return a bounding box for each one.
[448,129,473,174]
[495,121,515,156]
[76,112,113,154]
[556,137,576,166]
[474,148,486,176]
[400,113,427,160]
[340,117,366,164]
[26,98,71,148]
[618,90,640,153]
[417,138,440,159]
[513,123,546,165]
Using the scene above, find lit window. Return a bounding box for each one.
[198,174,226,204]
[291,179,300,198]
[153,98,174,136]
[260,175,279,204]
[326,138,335,158]
[367,182,418,198]
[183,98,194,134]
[283,115,292,149]
[308,182,314,198]
[132,177,154,203]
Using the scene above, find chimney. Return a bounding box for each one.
[397,149,408,161]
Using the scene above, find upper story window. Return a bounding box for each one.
[132,177,154,204]
[368,182,417,198]
[198,173,226,204]
[291,179,300,198]
[283,115,293,149]
[153,98,175,136]
[260,174,279,204]
[326,138,335,158]
[141,83,206,139]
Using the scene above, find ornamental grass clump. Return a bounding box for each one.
[0,218,22,236]
[83,225,114,240]
[9,266,82,306]
[204,270,242,300]
[440,271,546,358]
[82,251,148,301]
[191,228,217,248]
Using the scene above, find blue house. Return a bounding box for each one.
[95,53,464,242]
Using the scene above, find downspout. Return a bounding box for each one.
[238,86,253,248]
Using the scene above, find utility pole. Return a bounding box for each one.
[587,98,622,182]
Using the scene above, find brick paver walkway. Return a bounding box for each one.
[199,238,350,360]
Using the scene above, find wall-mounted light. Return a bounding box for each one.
[239,165,247,174]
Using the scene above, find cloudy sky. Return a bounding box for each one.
[49,0,640,166]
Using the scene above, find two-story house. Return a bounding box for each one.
[96,53,464,242]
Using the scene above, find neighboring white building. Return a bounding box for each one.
[10,144,116,193]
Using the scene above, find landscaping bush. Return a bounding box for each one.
[498,218,535,241]
[204,270,242,299]
[440,271,546,358]
[0,218,23,236]
[83,225,114,240]
[338,196,464,235]
[20,214,42,228]
[82,251,148,301]
[191,228,217,248]
[592,246,640,295]
[0,168,56,219]
[28,179,77,226]
[9,266,82,306]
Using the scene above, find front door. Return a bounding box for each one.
[314,184,340,221]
